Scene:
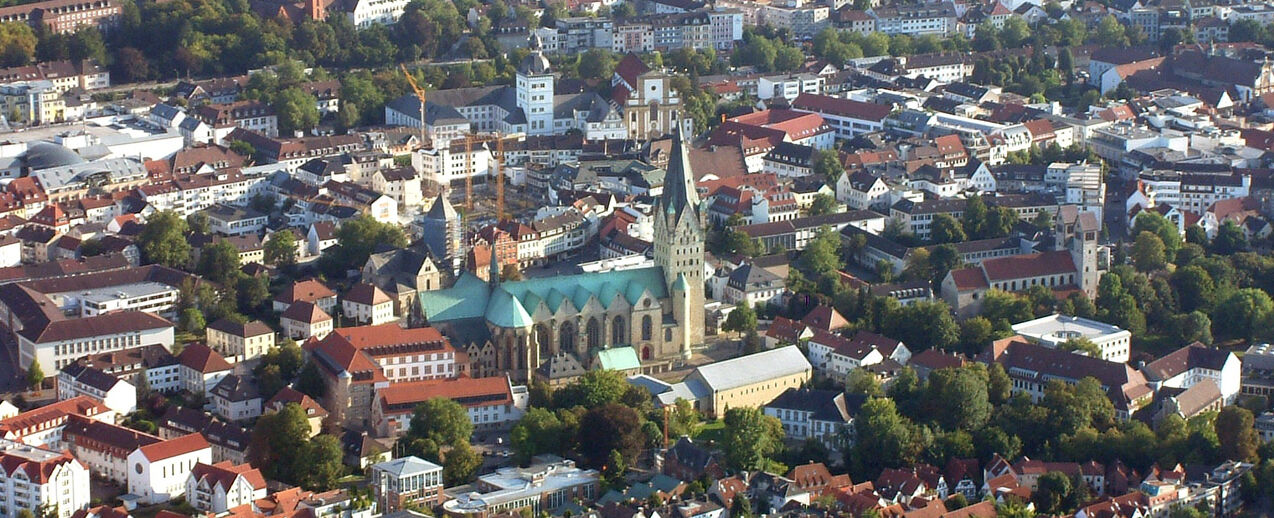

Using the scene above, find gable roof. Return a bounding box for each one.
[1143,342,1233,381]
[137,433,210,462]
[177,343,233,373]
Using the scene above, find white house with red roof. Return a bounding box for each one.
[280,301,334,341]
[0,438,91,518]
[791,93,890,140]
[342,283,395,326]
[176,343,233,396]
[806,329,911,381]
[708,110,835,172]
[184,461,267,513]
[610,54,684,141]
[125,433,212,505]
[0,396,114,448]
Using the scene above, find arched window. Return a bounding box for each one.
[586,318,601,350]
[611,316,625,345]
[559,321,576,354]
[536,324,551,357]
[642,346,652,360]
[641,315,653,341]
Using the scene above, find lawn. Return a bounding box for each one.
[694,419,726,444]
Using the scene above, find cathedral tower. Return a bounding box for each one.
[653,125,705,358]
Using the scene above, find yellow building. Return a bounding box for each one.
[206,318,275,363]
[665,346,812,417]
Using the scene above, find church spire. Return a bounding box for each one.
[488,240,500,286]
[659,122,700,222]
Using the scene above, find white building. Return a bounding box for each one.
[345,0,411,28]
[176,344,233,396]
[342,283,396,326]
[209,375,262,422]
[806,330,910,381]
[205,319,275,364]
[56,365,136,415]
[372,377,528,437]
[1046,162,1105,222]
[441,457,599,517]
[185,462,267,514]
[126,434,213,505]
[370,456,444,512]
[763,388,855,449]
[0,439,91,518]
[757,75,825,102]
[1011,314,1132,363]
[1144,342,1242,404]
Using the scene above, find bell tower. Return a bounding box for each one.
[653,124,704,356]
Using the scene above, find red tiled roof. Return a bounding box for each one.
[281,300,332,324]
[378,376,512,413]
[948,267,989,291]
[275,279,336,305]
[980,250,1076,282]
[137,433,210,462]
[791,93,891,122]
[177,343,233,373]
[190,461,266,492]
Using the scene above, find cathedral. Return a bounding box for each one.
[411,128,705,382]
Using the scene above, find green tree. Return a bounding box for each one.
[811,149,844,182]
[962,195,988,239]
[25,360,43,390]
[853,397,918,475]
[1133,212,1182,257]
[324,214,408,271]
[1033,471,1073,514]
[1132,231,1166,272]
[930,214,966,244]
[554,369,636,409]
[273,86,320,134]
[846,368,882,397]
[265,230,298,268]
[577,403,644,469]
[1094,15,1129,47]
[1172,311,1214,345]
[296,434,344,490]
[959,317,996,356]
[0,22,36,66]
[1213,288,1274,342]
[723,301,758,335]
[179,307,206,334]
[198,240,242,286]
[926,366,991,431]
[807,193,836,216]
[721,407,785,471]
[1172,265,1216,313]
[1060,337,1102,357]
[408,398,474,448]
[883,301,959,351]
[1212,220,1248,255]
[250,403,312,484]
[138,211,191,268]
[443,441,482,485]
[800,227,843,276]
[1215,406,1259,462]
[511,407,565,461]
[980,290,1032,330]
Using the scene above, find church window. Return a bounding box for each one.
[587,318,601,350]
[612,316,625,345]
[642,315,653,341]
[559,322,576,353]
[665,328,673,342]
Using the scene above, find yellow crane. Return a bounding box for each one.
[400,64,428,146]
[461,132,509,222]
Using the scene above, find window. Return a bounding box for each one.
[641,315,653,341]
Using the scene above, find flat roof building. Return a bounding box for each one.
[1010,314,1131,363]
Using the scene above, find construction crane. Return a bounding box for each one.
[461,132,510,223]
[399,64,427,146]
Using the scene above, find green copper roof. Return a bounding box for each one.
[487,288,533,328]
[417,272,490,322]
[671,273,689,292]
[418,266,670,327]
[594,346,641,371]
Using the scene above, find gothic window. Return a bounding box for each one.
[587,318,601,350]
[642,315,653,341]
[536,324,551,357]
[559,321,576,353]
[612,316,625,345]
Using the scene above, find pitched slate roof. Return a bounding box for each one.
[693,346,811,391]
[1143,342,1233,380]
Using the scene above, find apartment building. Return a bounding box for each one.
[0,439,90,518]
[205,319,274,363]
[371,456,444,512]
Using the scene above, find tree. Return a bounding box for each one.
[265,230,298,268]
[296,435,344,490]
[179,307,206,334]
[1060,337,1102,357]
[1215,406,1259,462]
[1213,288,1274,342]
[959,317,996,356]
[979,290,1032,330]
[329,214,407,268]
[808,193,836,216]
[0,22,36,66]
[274,87,320,134]
[236,275,269,314]
[295,361,326,399]
[926,366,991,431]
[1133,212,1182,257]
[1034,471,1073,515]
[988,363,1011,405]
[511,407,565,461]
[408,398,474,448]
[198,240,243,286]
[577,403,644,469]
[723,301,758,335]
[853,397,918,475]
[1094,15,1129,47]
[443,441,482,485]
[962,195,988,239]
[1172,311,1213,345]
[1212,220,1248,255]
[554,369,637,409]
[800,227,843,276]
[846,368,882,397]
[930,214,966,244]
[812,149,844,182]
[883,301,959,351]
[250,404,312,484]
[25,360,43,390]
[721,407,785,471]
[138,211,191,267]
[1172,266,1216,313]
[1132,231,1166,272]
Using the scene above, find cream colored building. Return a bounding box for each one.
[665,346,812,417]
[205,319,275,363]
